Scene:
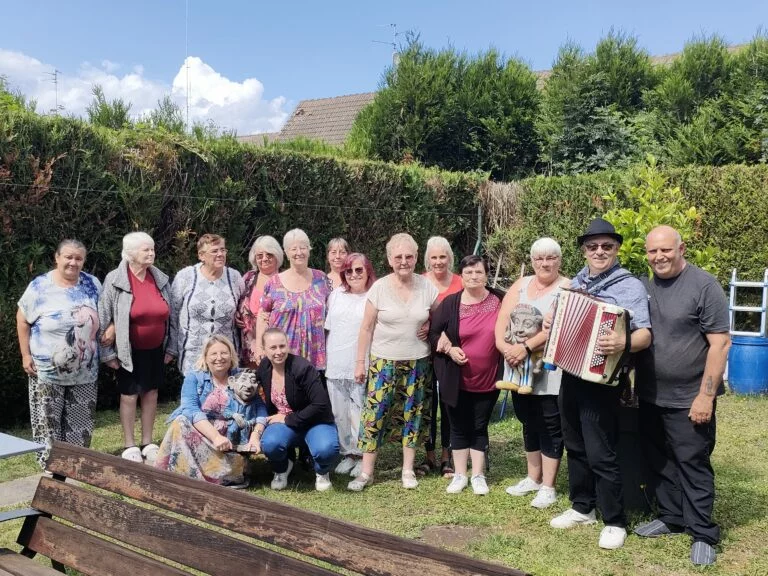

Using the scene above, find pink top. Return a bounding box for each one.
[271,386,293,416]
[458,293,502,392]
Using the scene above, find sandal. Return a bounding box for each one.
[415,460,438,476]
[121,446,143,463]
[140,443,160,465]
[441,460,455,479]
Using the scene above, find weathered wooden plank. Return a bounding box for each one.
[32,478,337,576]
[46,442,529,576]
[19,517,191,576]
[0,548,62,576]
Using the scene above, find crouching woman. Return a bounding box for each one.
[155,335,266,487]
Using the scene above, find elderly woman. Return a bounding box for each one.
[326,237,350,289]
[348,233,438,492]
[236,235,284,367]
[258,328,339,492]
[169,234,245,375]
[155,335,267,487]
[254,229,332,371]
[325,253,376,478]
[429,255,505,494]
[421,236,463,477]
[99,232,172,464]
[494,237,569,509]
[16,239,102,469]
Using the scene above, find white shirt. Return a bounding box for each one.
[324,288,368,380]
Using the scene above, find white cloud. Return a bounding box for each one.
[0,49,289,134]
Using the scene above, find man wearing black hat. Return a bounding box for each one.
[633,225,729,566]
[549,218,652,550]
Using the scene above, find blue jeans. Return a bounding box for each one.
[261,422,340,474]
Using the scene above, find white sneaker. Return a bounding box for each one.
[505,476,541,496]
[531,486,557,509]
[315,473,332,492]
[270,459,294,490]
[599,526,627,550]
[401,469,419,489]
[471,474,490,495]
[335,457,356,475]
[347,472,373,492]
[446,474,468,494]
[550,508,597,529]
[349,459,363,478]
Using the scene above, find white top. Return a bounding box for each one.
[324,288,368,380]
[368,275,438,361]
[518,276,562,396]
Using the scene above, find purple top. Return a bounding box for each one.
[260,269,331,369]
[458,293,502,393]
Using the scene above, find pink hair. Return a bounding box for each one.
[340,253,376,291]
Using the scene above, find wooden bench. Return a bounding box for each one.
[1,441,529,576]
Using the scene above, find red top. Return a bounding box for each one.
[128,270,170,350]
[458,293,501,392]
[424,272,464,304]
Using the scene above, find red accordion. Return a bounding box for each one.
[542,289,630,384]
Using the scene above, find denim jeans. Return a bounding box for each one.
[261,422,340,474]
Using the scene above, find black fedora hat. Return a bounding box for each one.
[577,218,623,246]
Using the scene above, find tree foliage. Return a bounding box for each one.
[86,85,133,129]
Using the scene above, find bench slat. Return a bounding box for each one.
[32,478,337,576]
[47,442,529,576]
[19,517,191,575]
[0,548,61,576]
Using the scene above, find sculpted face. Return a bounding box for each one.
[229,370,258,403]
[507,304,543,343]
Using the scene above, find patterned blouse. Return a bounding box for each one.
[271,386,293,416]
[260,269,332,370]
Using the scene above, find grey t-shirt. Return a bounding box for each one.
[636,264,729,409]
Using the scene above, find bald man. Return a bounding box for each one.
[634,226,730,566]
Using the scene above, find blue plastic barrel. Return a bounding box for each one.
[728,336,768,394]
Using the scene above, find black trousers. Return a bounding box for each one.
[560,373,625,527]
[512,393,564,459]
[445,389,500,451]
[639,400,719,545]
[426,380,451,452]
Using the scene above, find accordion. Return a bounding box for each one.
[542,289,630,384]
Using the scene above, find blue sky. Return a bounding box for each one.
[0,0,764,133]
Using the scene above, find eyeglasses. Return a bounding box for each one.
[207,248,228,256]
[288,245,310,253]
[344,266,365,277]
[584,243,616,253]
[393,254,415,262]
[255,252,274,261]
[533,256,559,264]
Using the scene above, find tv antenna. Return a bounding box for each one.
[45,69,64,115]
[372,23,400,66]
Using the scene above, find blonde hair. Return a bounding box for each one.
[193,335,239,372]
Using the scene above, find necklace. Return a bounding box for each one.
[531,277,557,298]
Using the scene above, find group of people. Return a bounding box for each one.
[16,219,729,567]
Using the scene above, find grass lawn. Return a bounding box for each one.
[2,393,767,575]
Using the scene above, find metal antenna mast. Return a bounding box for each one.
[372,23,400,66]
[45,69,63,114]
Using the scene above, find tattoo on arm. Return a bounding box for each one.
[705,376,714,395]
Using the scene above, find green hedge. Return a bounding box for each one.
[485,163,768,287]
[0,111,481,426]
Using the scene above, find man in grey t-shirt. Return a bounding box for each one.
[634,226,730,567]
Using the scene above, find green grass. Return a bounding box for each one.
[2,394,767,575]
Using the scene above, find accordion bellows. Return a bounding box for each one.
[542,289,630,384]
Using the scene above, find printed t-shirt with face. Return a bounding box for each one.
[18,271,103,385]
[367,274,438,361]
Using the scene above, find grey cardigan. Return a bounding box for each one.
[98,261,173,372]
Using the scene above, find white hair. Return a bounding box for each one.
[386,233,418,259]
[248,235,284,268]
[282,228,312,252]
[121,232,155,262]
[530,237,562,260]
[424,236,455,271]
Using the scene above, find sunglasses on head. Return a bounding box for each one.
[344,266,365,276]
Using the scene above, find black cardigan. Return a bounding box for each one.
[256,354,335,431]
[428,288,506,408]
